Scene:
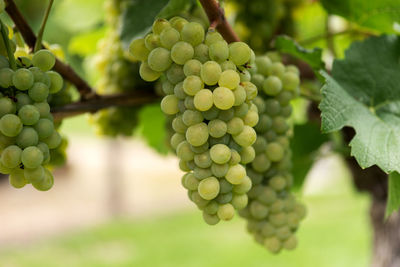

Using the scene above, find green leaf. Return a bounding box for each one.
[120,0,194,48]
[319,34,400,174]
[291,121,329,188]
[386,172,400,218]
[137,103,168,154]
[275,35,325,71]
[320,0,400,33]
[68,27,106,56]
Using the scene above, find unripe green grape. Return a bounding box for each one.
[179,160,191,172]
[269,62,285,78]
[12,68,34,90]
[1,145,22,168]
[0,114,22,137]
[210,144,231,164]
[186,122,209,146]
[263,76,282,96]
[139,62,161,82]
[0,133,15,150]
[232,175,252,194]
[43,130,61,149]
[200,61,221,85]
[9,168,27,189]
[250,201,269,219]
[247,184,264,199]
[273,116,289,134]
[269,175,287,191]
[283,235,298,250]
[183,173,199,190]
[209,41,229,62]
[203,212,220,225]
[184,96,195,110]
[211,162,229,178]
[0,160,12,174]
[182,110,203,126]
[234,103,249,118]
[277,91,293,105]
[218,108,235,122]
[32,50,56,71]
[229,149,241,165]
[204,200,219,214]
[198,176,220,200]
[28,82,49,102]
[16,127,39,148]
[177,141,194,161]
[172,115,187,134]
[46,71,63,94]
[251,73,264,89]
[160,27,180,49]
[253,97,266,113]
[32,168,54,191]
[266,142,285,162]
[216,192,232,204]
[243,110,259,127]
[240,146,255,164]
[239,68,251,82]
[261,222,276,238]
[190,142,209,155]
[162,81,174,95]
[0,68,14,87]
[173,82,186,99]
[194,44,209,63]
[34,118,54,139]
[171,41,194,65]
[183,75,203,96]
[144,33,160,50]
[191,191,209,208]
[219,178,233,193]
[232,125,256,147]
[226,117,244,135]
[265,99,281,116]
[220,60,236,71]
[242,81,257,101]
[255,56,272,76]
[147,47,172,72]
[170,133,185,150]
[218,70,240,90]
[251,154,271,173]
[129,38,150,61]
[286,65,300,75]
[205,31,223,46]
[213,87,235,110]
[170,16,188,31]
[18,104,40,126]
[209,134,230,147]
[225,164,246,184]
[183,59,202,76]
[270,213,288,227]
[282,72,300,91]
[181,22,205,46]
[217,203,235,220]
[160,95,179,115]
[21,146,43,169]
[29,67,50,86]
[193,89,213,111]
[255,115,272,133]
[264,237,281,253]
[193,166,212,180]
[152,19,170,35]
[37,142,50,161]
[33,102,50,118]
[0,97,16,117]
[24,165,45,183]
[231,194,248,210]
[253,136,268,154]
[294,203,307,220]
[228,42,251,66]
[194,151,212,169]
[280,105,292,118]
[208,119,227,138]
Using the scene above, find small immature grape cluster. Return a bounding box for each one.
[0,48,63,191]
[130,17,260,224]
[238,54,306,253]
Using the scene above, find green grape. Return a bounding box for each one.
[226,117,244,135]
[280,105,292,118]
[251,154,271,172]
[173,82,186,99]
[266,142,284,162]
[183,59,202,76]
[198,176,220,200]
[171,41,194,65]
[242,82,258,101]
[232,175,252,194]
[193,89,213,111]
[0,97,16,117]
[234,103,249,118]
[194,151,212,168]
[152,19,170,35]
[205,31,223,46]
[243,110,259,127]
[218,70,240,90]
[177,141,194,162]
[213,87,235,110]
[229,42,251,65]
[251,73,264,89]
[265,99,281,116]
[32,50,56,71]
[33,102,50,118]
[216,192,232,204]
[15,93,32,110]
[32,168,54,191]
[0,68,14,87]
[182,110,203,126]
[0,114,23,137]
[203,212,220,225]
[24,164,45,183]
[193,166,212,180]
[37,142,50,161]
[272,116,289,134]
[264,237,282,253]
[253,136,267,154]
[172,115,187,134]
[183,75,203,96]
[283,235,297,250]
[220,60,237,71]
[269,175,287,191]
[29,67,50,86]
[239,68,251,82]
[204,200,219,214]
[229,149,241,165]
[170,133,185,150]
[232,125,256,147]
[28,82,49,102]
[129,38,150,61]
[210,144,231,164]
[181,22,205,46]
[211,162,229,178]
[263,76,282,96]
[250,201,269,219]
[183,173,199,191]
[160,27,180,49]
[147,47,172,72]
[184,96,195,110]
[255,56,272,76]
[218,108,235,122]
[0,133,15,150]
[1,145,22,168]
[43,130,61,149]
[269,62,285,77]
[160,95,179,115]
[139,62,161,82]
[170,16,188,31]
[16,127,39,148]
[9,168,27,189]
[21,146,43,169]
[208,119,227,138]
[261,222,276,238]
[282,72,300,91]
[225,164,246,184]
[162,81,174,95]
[217,203,235,220]
[34,118,54,139]
[219,178,233,194]
[12,68,34,90]
[47,71,63,94]
[209,41,229,62]
[194,44,209,63]
[200,61,221,85]
[144,33,160,50]
[166,63,185,84]
[240,146,255,164]
[231,194,248,210]
[186,122,209,146]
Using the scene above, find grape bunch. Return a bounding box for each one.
[0,48,63,191]
[238,54,306,252]
[130,17,260,224]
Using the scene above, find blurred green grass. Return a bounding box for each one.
[0,192,371,267]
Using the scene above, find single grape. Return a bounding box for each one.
[194,44,209,63]
[198,177,220,200]
[1,145,22,168]
[266,142,285,162]
[239,146,255,164]
[0,114,23,137]
[183,75,203,96]
[181,22,205,46]
[139,62,161,82]
[34,118,54,139]
[193,89,213,111]
[147,47,172,72]
[203,212,220,225]
[129,38,150,61]
[144,33,160,50]
[231,194,248,210]
[251,153,271,173]
[28,82,49,102]
[9,168,27,189]
[47,71,63,94]
[217,203,235,220]
[32,50,56,71]
[0,68,14,87]
[160,95,179,115]
[218,70,240,90]
[226,117,244,135]
[208,119,227,138]
[213,87,235,110]
[24,165,45,183]
[229,42,251,66]
[170,16,188,31]
[16,127,39,148]
[21,146,43,169]
[232,125,256,147]
[33,102,50,118]
[200,61,221,86]
[183,59,202,77]
[0,97,16,117]
[42,130,61,149]
[152,19,170,35]
[210,144,231,164]
[171,41,194,65]
[186,122,209,146]
[232,176,252,194]
[32,168,54,191]
[12,68,34,90]
[209,41,229,63]
[211,162,229,178]
[160,27,180,49]
[263,76,282,96]
[166,63,185,84]
[194,151,212,169]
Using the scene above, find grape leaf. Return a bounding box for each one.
[319,35,400,174]
[320,0,400,33]
[275,35,325,71]
[291,122,329,188]
[120,0,194,48]
[386,172,400,218]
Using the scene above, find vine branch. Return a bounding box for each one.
[4,0,95,100]
[199,0,240,43]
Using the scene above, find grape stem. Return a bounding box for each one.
[4,0,96,100]
[199,0,240,43]
[51,91,160,121]
[34,0,54,53]
[0,19,16,70]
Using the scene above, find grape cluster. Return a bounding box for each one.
[237,54,306,252]
[0,48,63,191]
[130,17,260,224]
